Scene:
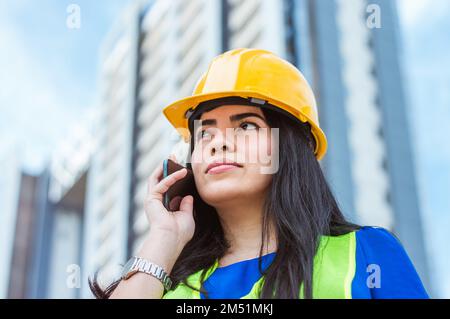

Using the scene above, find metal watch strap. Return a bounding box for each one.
[123,256,172,291]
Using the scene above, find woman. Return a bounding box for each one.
[90,48,429,299]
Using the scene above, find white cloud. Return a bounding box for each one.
[398,0,430,28]
[398,0,450,28]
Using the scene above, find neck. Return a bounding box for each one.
[214,194,277,260]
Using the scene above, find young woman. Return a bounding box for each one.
[90,48,429,299]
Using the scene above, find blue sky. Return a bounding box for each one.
[0,0,133,172]
[0,0,449,297]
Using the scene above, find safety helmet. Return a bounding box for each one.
[162,48,327,160]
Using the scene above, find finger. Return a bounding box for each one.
[169,196,182,211]
[147,160,164,194]
[177,195,194,214]
[151,168,188,196]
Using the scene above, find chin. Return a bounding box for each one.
[199,180,243,203]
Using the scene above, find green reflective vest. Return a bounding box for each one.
[163,231,356,299]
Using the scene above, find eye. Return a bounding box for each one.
[235,121,259,132]
[197,128,212,141]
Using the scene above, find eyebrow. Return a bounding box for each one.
[198,112,267,128]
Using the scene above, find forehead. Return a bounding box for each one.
[199,104,265,120]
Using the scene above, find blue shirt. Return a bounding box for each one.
[200,226,429,299]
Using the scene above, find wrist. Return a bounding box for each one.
[136,231,184,274]
[121,256,172,291]
[150,226,190,253]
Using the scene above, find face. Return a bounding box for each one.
[190,104,275,207]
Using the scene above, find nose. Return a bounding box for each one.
[208,130,235,157]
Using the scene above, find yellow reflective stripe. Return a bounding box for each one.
[343,231,356,299]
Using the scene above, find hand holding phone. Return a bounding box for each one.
[162,159,197,211]
[143,159,197,251]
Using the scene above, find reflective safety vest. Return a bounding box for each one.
[163,231,356,299]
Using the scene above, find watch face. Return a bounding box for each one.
[121,258,138,280]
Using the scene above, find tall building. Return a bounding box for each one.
[0,141,53,299]
[4,119,96,299]
[302,0,430,290]
[223,0,430,291]
[129,0,224,255]
[43,119,95,298]
[81,0,430,296]
[79,3,144,298]
[0,143,21,298]
[6,172,49,298]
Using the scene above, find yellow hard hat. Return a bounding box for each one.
[162,48,327,160]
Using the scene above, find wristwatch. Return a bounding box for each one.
[121,256,172,291]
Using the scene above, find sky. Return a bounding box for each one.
[0,0,449,297]
[0,0,134,172]
[397,0,450,298]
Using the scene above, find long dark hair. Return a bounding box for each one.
[89,97,360,299]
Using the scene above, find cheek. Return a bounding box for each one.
[240,132,272,163]
[190,146,211,192]
[243,167,273,194]
[190,148,203,175]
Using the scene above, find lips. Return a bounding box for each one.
[205,161,243,174]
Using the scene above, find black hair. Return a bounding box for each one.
[89,97,360,299]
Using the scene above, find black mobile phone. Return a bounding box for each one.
[162,159,197,211]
